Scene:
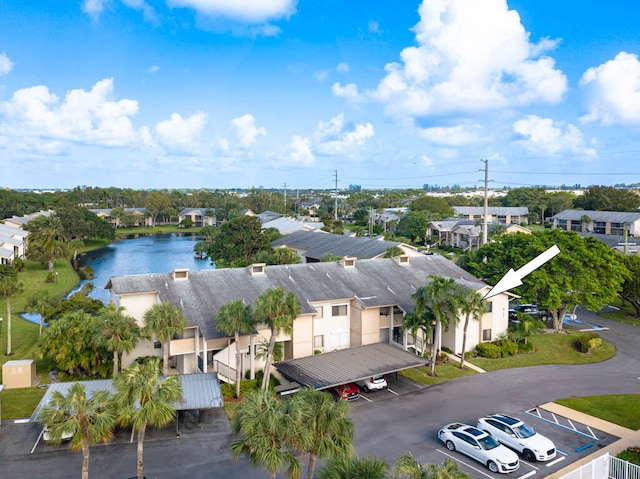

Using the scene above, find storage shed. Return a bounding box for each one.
[2,359,36,389]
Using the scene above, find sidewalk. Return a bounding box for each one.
[540,402,640,479]
[442,352,486,373]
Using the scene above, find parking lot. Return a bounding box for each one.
[428,406,618,479]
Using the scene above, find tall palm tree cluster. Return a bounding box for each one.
[41,357,182,479]
[408,276,487,374]
[232,388,470,479]
[217,287,301,398]
[39,302,187,479]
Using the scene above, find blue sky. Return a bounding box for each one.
[1,1,640,191]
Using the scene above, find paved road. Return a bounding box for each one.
[2,309,639,478]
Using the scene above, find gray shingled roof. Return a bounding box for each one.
[106,255,485,341]
[551,209,640,223]
[31,373,223,422]
[271,229,405,260]
[274,343,427,389]
[453,206,529,216]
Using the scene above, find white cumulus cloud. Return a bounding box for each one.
[337,0,566,120]
[315,113,374,156]
[418,124,481,146]
[579,52,640,125]
[0,52,14,76]
[167,0,296,23]
[0,78,139,148]
[285,135,315,167]
[512,115,596,157]
[154,112,207,155]
[230,113,266,147]
[82,0,110,21]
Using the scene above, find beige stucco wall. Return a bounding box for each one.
[2,360,36,389]
[292,314,314,358]
[360,307,382,345]
[113,291,159,327]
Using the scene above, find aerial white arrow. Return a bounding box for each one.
[483,244,561,299]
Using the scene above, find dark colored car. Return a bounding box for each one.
[328,383,360,401]
[508,304,548,321]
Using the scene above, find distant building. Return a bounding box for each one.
[452,206,529,225]
[551,209,640,236]
[178,208,217,228]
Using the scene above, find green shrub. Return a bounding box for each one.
[475,343,502,358]
[78,266,94,280]
[618,446,640,466]
[494,338,518,356]
[576,332,603,353]
[517,342,535,353]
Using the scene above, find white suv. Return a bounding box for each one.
[356,375,387,392]
[477,414,556,462]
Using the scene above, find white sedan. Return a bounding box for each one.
[438,423,520,474]
[477,414,556,462]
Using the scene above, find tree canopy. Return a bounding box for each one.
[200,215,269,267]
[574,186,640,211]
[463,230,628,330]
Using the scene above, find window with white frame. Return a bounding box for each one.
[332,304,348,316]
[314,335,324,348]
[486,302,492,313]
[482,329,492,341]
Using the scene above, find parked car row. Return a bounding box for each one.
[327,375,389,401]
[438,414,556,474]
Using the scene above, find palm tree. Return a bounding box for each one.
[143,302,186,376]
[401,309,435,356]
[100,304,142,377]
[25,290,56,337]
[216,299,255,398]
[455,286,487,370]
[25,214,68,272]
[254,288,301,390]
[394,454,470,479]
[317,455,389,479]
[113,357,182,479]
[287,387,355,479]
[230,389,302,479]
[39,383,115,479]
[413,275,460,376]
[0,263,23,356]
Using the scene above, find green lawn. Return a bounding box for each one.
[1,259,79,421]
[400,358,477,384]
[599,298,640,326]
[470,330,616,371]
[555,394,640,430]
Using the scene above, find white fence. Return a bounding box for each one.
[559,454,640,479]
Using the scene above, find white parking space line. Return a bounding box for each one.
[436,448,494,479]
[546,456,566,467]
[386,388,399,396]
[359,394,373,403]
[520,460,538,470]
[517,471,537,479]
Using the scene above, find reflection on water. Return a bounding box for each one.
[76,232,215,304]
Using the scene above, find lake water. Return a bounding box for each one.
[74,233,215,304]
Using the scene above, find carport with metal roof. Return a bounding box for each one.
[30,372,224,446]
[274,343,428,390]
